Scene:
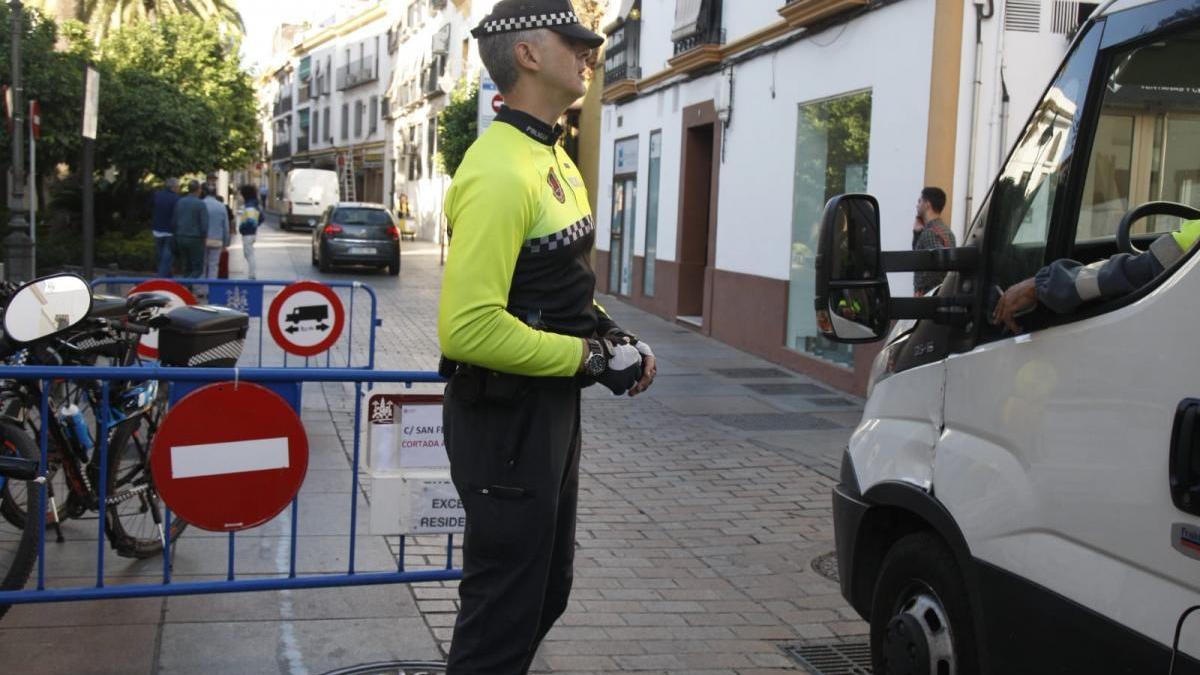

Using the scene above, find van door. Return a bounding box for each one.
[935,8,1200,671]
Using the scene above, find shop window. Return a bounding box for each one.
[610,136,639,296]
[643,130,662,297]
[786,90,872,366]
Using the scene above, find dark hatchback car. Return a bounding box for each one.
[311,202,401,275]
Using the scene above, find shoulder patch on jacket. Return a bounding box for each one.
[547,168,566,204]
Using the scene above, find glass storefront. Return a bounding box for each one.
[786,90,872,366]
[644,130,662,297]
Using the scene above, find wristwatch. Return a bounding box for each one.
[583,338,607,377]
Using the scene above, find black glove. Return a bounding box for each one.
[595,339,643,396]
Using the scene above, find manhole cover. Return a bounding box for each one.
[321,662,446,675]
[812,550,839,582]
[744,382,832,396]
[711,367,793,379]
[782,640,872,674]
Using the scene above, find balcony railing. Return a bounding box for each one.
[271,142,291,160]
[605,64,642,83]
[337,59,378,91]
[273,95,293,117]
[295,136,309,153]
[673,25,724,56]
[298,82,311,104]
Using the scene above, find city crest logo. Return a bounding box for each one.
[547,168,566,204]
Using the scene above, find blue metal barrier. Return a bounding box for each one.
[0,365,460,606]
[89,277,379,370]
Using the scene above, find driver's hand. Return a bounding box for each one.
[991,278,1038,333]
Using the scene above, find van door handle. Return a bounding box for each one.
[1169,399,1200,516]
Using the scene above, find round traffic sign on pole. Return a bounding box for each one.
[151,382,309,532]
[267,280,345,357]
[128,279,197,360]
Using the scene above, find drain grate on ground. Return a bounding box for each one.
[811,550,840,583]
[710,413,840,431]
[782,639,872,674]
[711,367,794,379]
[743,382,832,396]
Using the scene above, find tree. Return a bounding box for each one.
[572,0,610,31]
[97,14,259,190]
[0,6,94,191]
[437,78,478,179]
[27,0,243,40]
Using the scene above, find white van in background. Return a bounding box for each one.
[282,169,340,230]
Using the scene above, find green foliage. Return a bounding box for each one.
[37,224,156,273]
[0,7,92,174]
[99,15,260,183]
[28,0,244,41]
[437,78,479,179]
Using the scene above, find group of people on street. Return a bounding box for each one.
[149,173,262,279]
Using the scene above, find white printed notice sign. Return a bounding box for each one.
[366,394,448,471]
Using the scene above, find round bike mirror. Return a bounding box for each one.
[3,274,93,343]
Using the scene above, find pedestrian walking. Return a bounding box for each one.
[202,189,230,278]
[171,180,208,278]
[437,3,656,673]
[150,177,181,277]
[911,186,956,296]
[238,184,261,280]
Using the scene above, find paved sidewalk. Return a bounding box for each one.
[0,217,868,674]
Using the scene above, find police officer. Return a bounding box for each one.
[993,219,1200,332]
[436,2,656,672]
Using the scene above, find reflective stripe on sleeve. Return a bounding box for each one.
[1150,234,1185,270]
[1074,262,1104,301]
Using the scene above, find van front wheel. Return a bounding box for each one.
[869,532,979,675]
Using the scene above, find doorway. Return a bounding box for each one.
[676,102,720,328]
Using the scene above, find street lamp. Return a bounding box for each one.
[5,0,33,282]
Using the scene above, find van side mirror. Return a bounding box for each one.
[3,274,93,344]
[814,195,890,343]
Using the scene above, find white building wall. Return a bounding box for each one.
[597,0,938,296]
[951,1,1076,236]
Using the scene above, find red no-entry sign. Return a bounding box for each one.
[268,280,345,357]
[151,382,309,532]
[128,279,197,359]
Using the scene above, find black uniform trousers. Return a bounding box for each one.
[443,368,582,674]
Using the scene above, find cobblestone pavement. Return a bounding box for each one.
[0,217,869,674]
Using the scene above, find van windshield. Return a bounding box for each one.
[332,208,391,227]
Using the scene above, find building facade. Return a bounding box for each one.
[383,0,501,243]
[264,2,393,212]
[594,0,1088,393]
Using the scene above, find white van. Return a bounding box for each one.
[815,1,1200,673]
[282,168,340,230]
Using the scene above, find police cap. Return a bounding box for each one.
[471,0,605,49]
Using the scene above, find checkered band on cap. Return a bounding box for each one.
[480,11,581,35]
[525,216,594,254]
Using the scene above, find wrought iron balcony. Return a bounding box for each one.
[337,59,378,91]
[273,95,293,117]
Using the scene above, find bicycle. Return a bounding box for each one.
[0,295,185,558]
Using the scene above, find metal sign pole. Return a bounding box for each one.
[81,64,100,281]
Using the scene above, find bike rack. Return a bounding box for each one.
[89,277,380,370]
[0,365,461,605]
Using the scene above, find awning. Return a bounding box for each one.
[672,0,704,41]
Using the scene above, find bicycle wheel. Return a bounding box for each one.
[0,421,41,620]
[104,415,187,558]
[0,416,76,530]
